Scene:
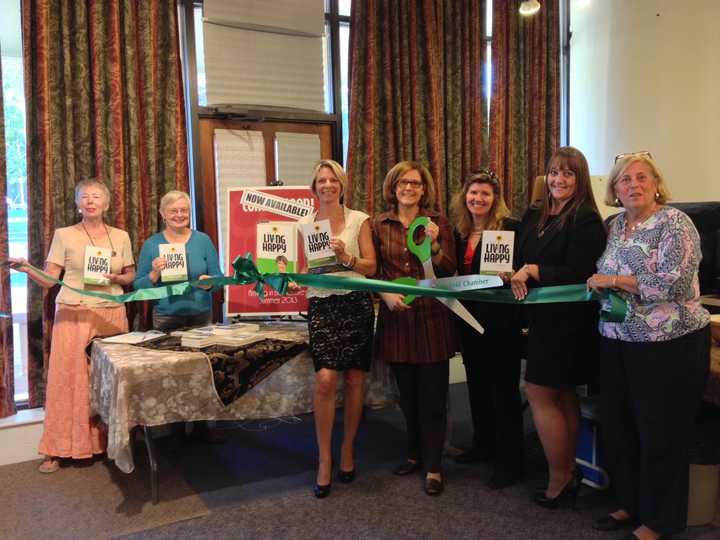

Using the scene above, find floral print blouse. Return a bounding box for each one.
[597,205,710,342]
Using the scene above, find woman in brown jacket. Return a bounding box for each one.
[372,161,456,496]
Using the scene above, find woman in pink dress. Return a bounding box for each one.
[10,178,135,473]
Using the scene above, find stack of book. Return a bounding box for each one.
[177,323,264,349]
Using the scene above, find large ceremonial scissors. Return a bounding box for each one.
[396,217,503,335]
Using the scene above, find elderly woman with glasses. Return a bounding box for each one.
[373,160,457,496]
[586,152,710,540]
[134,190,221,330]
[450,169,524,489]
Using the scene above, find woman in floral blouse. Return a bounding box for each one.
[587,152,711,540]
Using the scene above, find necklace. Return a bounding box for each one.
[627,206,658,232]
[80,222,116,257]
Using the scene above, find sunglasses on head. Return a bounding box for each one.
[614,150,653,163]
[468,168,499,184]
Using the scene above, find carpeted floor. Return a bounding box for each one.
[3,384,719,540]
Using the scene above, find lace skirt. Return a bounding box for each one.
[307,291,374,372]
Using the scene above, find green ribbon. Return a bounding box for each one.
[7,255,628,322]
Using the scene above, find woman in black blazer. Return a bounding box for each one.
[451,170,525,489]
[510,147,606,508]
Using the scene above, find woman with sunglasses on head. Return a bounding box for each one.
[586,153,710,540]
[134,190,221,331]
[510,147,606,508]
[373,161,457,496]
[450,169,524,489]
[297,159,376,499]
[9,178,135,473]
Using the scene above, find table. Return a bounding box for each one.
[89,322,398,502]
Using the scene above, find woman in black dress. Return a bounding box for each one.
[298,159,377,498]
[451,170,524,489]
[510,147,606,508]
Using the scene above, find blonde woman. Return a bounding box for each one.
[298,159,376,498]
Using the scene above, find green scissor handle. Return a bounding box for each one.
[406,216,431,263]
[392,276,418,305]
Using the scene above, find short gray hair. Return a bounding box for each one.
[74,178,111,206]
[159,190,191,213]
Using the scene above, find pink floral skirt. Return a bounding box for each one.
[38,304,127,459]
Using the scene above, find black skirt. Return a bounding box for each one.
[307,291,374,372]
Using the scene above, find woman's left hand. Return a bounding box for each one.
[586,273,615,293]
[425,220,440,242]
[104,273,122,285]
[196,274,212,290]
[510,266,530,300]
[329,238,346,259]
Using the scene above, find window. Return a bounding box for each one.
[1,0,29,403]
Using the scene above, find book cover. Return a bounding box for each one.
[479,230,515,274]
[256,222,297,273]
[159,243,188,282]
[83,246,112,286]
[300,219,338,270]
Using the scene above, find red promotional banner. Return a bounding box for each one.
[226,186,317,316]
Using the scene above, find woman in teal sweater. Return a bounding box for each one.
[134,190,222,330]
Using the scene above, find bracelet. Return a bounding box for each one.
[342,254,356,269]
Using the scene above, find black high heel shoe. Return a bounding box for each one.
[533,476,580,509]
[313,460,333,498]
[337,468,355,483]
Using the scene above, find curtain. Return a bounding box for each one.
[489,0,560,215]
[23,0,188,407]
[346,0,487,214]
[0,50,17,418]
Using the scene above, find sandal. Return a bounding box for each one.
[38,458,59,474]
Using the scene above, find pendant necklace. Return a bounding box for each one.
[81,222,117,257]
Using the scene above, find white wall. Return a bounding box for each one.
[570,0,720,202]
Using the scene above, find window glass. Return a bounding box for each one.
[1,0,29,402]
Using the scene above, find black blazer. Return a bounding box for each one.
[454,217,521,334]
[515,202,607,333]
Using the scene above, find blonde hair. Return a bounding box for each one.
[605,154,671,207]
[382,161,436,211]
[451,170,511,239]
[310,159,348,204]
[159,190,191,213]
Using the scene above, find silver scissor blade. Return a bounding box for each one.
[439,297,485,334]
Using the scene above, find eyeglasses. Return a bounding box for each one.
[614,151,653,163]
[397,179,424,189]
[166,208,190,216]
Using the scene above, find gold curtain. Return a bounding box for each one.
[489,0,560,215]
[346,0,487,214]
[23,0,188,407]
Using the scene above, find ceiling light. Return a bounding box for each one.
[519,0,541,16]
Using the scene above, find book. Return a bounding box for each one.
[300,219,338,270]
[256,222,297,274]
[479,230,515,274]
[101,331,165,344]
[159,243,188,282]
[83,246,112,285]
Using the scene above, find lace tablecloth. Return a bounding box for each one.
[90,323,398,473]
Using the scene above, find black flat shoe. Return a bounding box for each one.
[337,468,355,483]
[424,477,444,496]
[592,514,636,532]
[313,483,331,498]
[393,460,421,476]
